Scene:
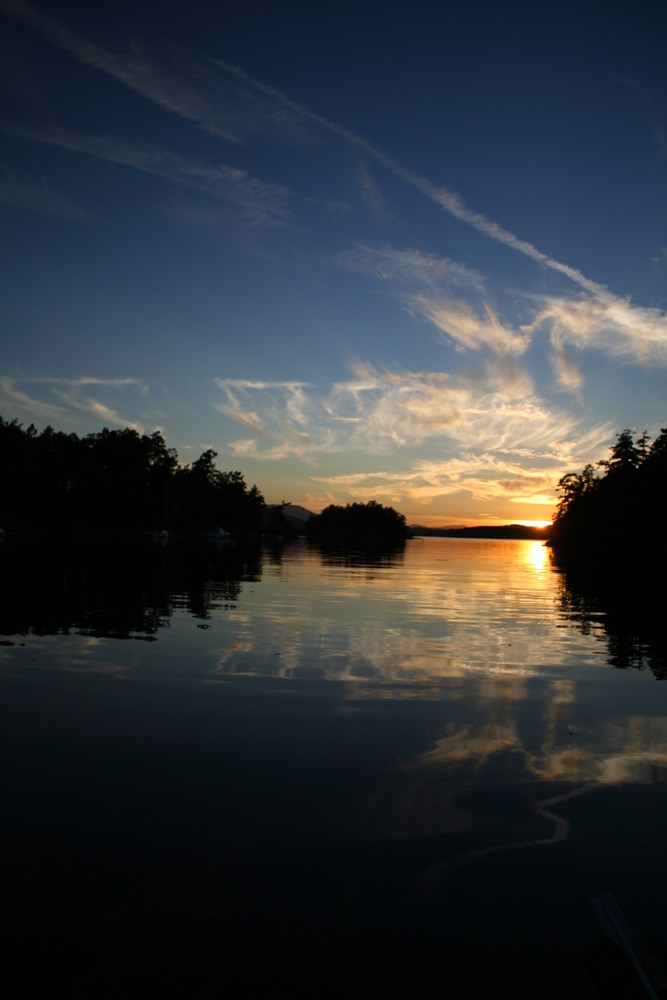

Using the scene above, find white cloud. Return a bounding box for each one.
[4,2,664,520]
[353,157,389,222]
[214,366,470,461]
[310,454,555,509]
[0,375,148,432]
[340,245,484,294]
[214,378,315,460]
[211,54,667,366]
[52,390,144,432]
[326,363,466,447]
[549,337,584,393]
[213,365,612,514]
[1,1,254,144]
[8,0,667,363]
[534,294,667,367]
[309,435,598,510]
[214,366,606,462]
[341,246,530,363]
[412,297,530,356]
[2,123,291,227]
[0,375,65,420]
[36,376,145,388]
[0,5,624,289]
[228,438,259,457]
[344,245,667,381]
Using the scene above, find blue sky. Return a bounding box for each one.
[1,0,666,525]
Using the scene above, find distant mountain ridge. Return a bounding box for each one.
[268,506,551,541]
[266,504,314,534]
[409,523,551,540]
[280,504,313,524]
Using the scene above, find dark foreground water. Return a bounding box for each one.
[1,536,666,996]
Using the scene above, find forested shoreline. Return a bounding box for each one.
[4,415,665,560]
[0,416,265,536]
[0,418,410,544]
[550,427,667,570]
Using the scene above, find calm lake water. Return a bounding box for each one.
[1,536,666,996]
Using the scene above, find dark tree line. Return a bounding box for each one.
[550,426,667,568]
[0,416,265,535]
[306,500,407,546]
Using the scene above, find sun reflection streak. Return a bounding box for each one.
[526,540,548,574]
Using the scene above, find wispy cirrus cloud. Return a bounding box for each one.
[51,390,144,432]
[215,366,472,459]
[412,297,530,356]
[340,245,484,296]
[353,157,390,222]
[33,376,147,389]
[6,0,667,364]
[215,378,312,422]
[211,359,616,518]
[310,457,555,508]
[0,375,66,420]
[534,294,667,368]
[214,378,314,460]
[0,375,147,431]
[201,57,667,369]
[326,363,467,446]
[213,364,611,490]
[341,246,529,359]
[309,413,612,511]
[0,4,636,290]
[1,0,326,158]
[2,122,291,226]
[201,60,612,302]
[344,244,667,386]
[3,1,665,525]
[0,0,263,145]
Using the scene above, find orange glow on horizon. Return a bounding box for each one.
[404,514,553,530]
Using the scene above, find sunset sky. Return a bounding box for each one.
[2,1,666,525]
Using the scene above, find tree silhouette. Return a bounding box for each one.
[306,500,407,546]
[550,426,667,570]
[0,416,265,536]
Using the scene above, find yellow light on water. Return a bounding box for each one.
[528,540,548,573]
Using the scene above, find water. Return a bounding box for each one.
[1,536,666,996]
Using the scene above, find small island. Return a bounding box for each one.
[305,501,407,547]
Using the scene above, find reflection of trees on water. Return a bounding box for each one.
[0,538,262,639]
[556,579,603,637]
[0,538,166,639]
[168,541,261,620]
[308,540,406,571]
[554,561,667,678]
[549,426,667,677]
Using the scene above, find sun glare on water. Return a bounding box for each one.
[527,540,548,574]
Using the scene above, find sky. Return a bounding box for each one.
[1,0,666,526]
